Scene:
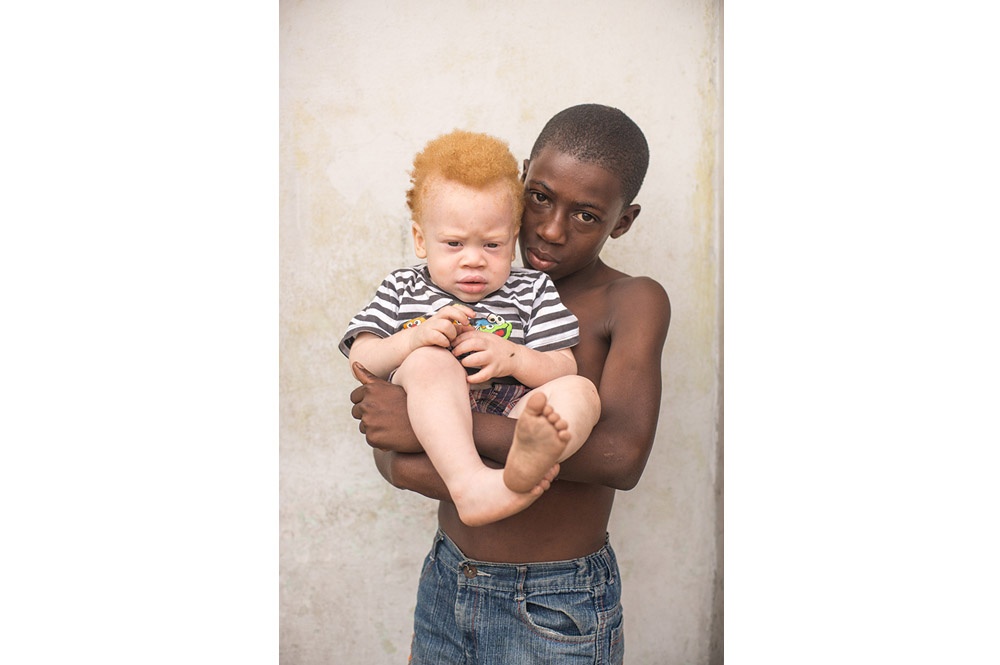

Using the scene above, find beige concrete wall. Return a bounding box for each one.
[279,1,722,662]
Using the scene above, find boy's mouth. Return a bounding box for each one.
[525,247,558,271]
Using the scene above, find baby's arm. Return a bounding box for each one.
[510,346,577,387]
[450,331,576,388]
[348,303,475,379]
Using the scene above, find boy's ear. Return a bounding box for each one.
[610,204,641,239]
[521,158,530,182]
[412,223,428,258]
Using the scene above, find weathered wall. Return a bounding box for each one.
[279,1,722,662]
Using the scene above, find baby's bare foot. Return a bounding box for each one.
[504,392,571,493]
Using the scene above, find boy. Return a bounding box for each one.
[351,105,670,664]
[340,130,600,528]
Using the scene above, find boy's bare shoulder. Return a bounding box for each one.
[601,274,671,332]
[569,269,670,335]
[606,274,670,310]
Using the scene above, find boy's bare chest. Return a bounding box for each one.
[562,288,614,384]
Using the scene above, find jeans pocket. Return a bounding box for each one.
[518,589,599,642]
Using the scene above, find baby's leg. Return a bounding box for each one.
[446,463,559,527]
[393,347,553,526]
[503,375,600,493]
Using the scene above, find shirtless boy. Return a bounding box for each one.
[350,104,671,664]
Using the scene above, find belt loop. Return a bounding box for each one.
[515,565,528,595]
[601,544,616,584]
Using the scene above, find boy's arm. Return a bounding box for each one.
[372,443,553,503]
[366,412,504,502]
[372,449,452,501]
[557,278,671,489]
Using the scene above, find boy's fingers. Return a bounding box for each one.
[351,362,380,384]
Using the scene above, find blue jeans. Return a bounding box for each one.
[410,530,625,664]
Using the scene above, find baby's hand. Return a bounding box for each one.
[408,304,475,350]
[451,328,519,383]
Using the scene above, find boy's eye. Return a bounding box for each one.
[577,212,598,224]
[529,191,548,204]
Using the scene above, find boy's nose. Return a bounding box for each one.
[536,214,566,244]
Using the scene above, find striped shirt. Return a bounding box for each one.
[339,265,579,358]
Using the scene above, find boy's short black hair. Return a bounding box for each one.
[529,104,649,206]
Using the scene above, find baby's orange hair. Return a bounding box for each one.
[406,130,524,230]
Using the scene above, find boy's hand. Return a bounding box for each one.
[451,329,519,384]
[408,303,475,351]
[350,362,422,452]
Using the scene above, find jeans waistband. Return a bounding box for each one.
[430,529,618,592]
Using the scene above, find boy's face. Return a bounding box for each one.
[412,177,517,303]
[519,147,640,282]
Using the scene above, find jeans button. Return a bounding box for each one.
[462,564,477,579]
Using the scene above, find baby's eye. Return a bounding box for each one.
[485,242,500,249]
[447,241,461,247]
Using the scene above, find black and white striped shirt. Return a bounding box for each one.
[339,265,579,357]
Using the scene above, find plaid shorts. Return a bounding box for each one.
[468,382,529,416]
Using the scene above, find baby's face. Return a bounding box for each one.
[412,178,517,303]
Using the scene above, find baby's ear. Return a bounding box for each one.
[412,223,427,258]
[610,204,641,239]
